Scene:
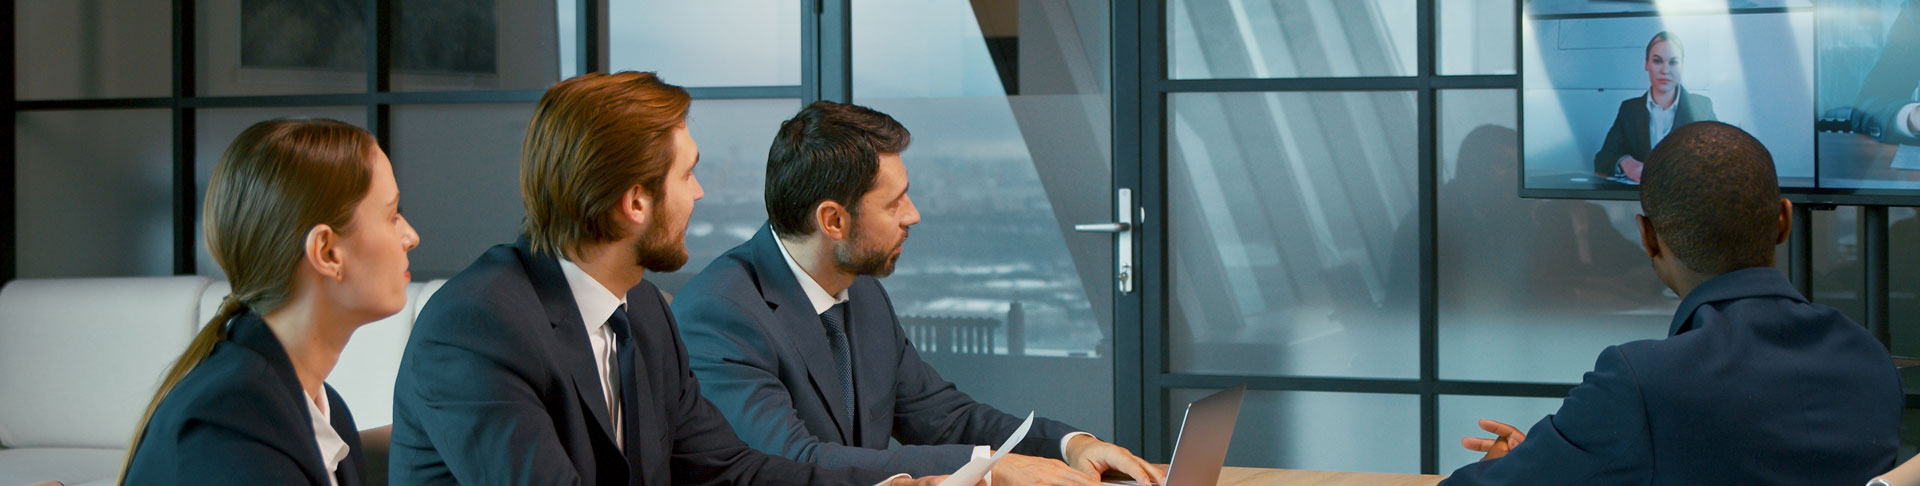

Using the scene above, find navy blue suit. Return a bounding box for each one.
[389,239,892,485]
[1442,268,1901,485]
[124,312,366,486]
[672,226,1081,476]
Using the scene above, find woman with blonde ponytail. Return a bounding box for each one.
[119,119,419,485]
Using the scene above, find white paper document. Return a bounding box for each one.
[937,412,1035,486]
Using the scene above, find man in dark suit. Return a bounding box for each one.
[1593,31,1717,181]
[1443,122,1902,484]
[672,101,1161,486]
[388,73,942,486]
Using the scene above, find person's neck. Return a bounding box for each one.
[1652,88,1677,109]
[260,294,355,407]
[779,233,854,296]
[568,241,647,298]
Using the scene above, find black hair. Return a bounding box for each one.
[1640,121,1781,276]
[764,100,911,237]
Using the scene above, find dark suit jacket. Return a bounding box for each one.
[672,226,1080,476]
[1441,268,1901,485]
[389,239,892,486]
[1592,85,1717,175]
[1852,0,1920,145]
[124,312,366,486]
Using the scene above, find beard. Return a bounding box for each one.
[834,222,904,277]
[634,205,690,272]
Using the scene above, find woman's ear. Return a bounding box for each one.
[304,224,345,282]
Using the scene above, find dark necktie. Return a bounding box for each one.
[819,303,856,430]
[605,306,645,477]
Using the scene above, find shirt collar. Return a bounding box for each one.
[1667,267,1806,336]
[304,389,348,486]
[1646,90,1678,114]
[774,234,850,315]
[557,256,628,328]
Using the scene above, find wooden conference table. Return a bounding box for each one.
[1214,466,1445,486]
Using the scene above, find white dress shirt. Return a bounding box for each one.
[557,257,630,451]
[304,390,349,486]
[1647,91,1679,149]
[772,236,1093,473]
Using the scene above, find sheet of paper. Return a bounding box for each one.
[1891,144,1920,171]
[937,412,1035,486]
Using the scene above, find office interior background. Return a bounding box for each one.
[6,0,1919,476]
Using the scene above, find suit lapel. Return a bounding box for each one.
[228,314,333,485]
[514,240,620,449]
[847,281,897,446]
[746,226,857,443]
[622,283,664,477]
[1630,93,1654,156]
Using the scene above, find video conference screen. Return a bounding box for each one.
[1522,0,1920,200]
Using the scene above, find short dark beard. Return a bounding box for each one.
[834,216,900,277]
[634,203,689,272]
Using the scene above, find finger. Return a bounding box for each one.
[1109,456,1159,486]
[1462,436,1496,451]
[1477,419,1520,437]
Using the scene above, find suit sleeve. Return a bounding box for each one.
[395,303,586,486]
[1854,0,1920,145]
[656,291,896,486]
[875,286,1082,461]
[1594,101,1636,176]
[677,290,978,476]
[1440,346,1653,485]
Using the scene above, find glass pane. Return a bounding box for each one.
[15,0,172,99]
[1168,0,1416,79]
[1438,0,1515,75]
[1171,388,1419,473]
[852,0,1115,437]
[1894,207,1920,403]
[197,0,369,96]
[1437,395,1562,473]
[1435,89,1790,383]
[388,104,533,280]
[1811,207,1866,324]
[16,110,174,277]
[1167,91,1419,379]
[194,107,368,279]
[643,99,805,296]
[608,1,800,87]
[390,0,568,92]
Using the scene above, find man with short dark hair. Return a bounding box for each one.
[389,73,940,486]
[672,101,1162,486]
[1442,121,1902,484]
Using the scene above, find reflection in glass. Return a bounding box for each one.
[609,1,800,87]
[1810,207,1866,324]
[389,104,536,279]
[390,0,566,92]
[1438,0,1516,75]
[1437,395,1561,472]
[645,99,804,296]
[1171,388,1419,473]
[1169,0,1417,79]
[17,110,175,277]
[853,0,1114,437]
[1437,90,1676,383]
[15,0,172,99]
[196,107,368,279]
[196,0,368,96]
[1167,91,1420,379]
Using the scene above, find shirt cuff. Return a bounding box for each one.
[1896,102,1920,138]
[972,446,992,486]
[876,473,911,486]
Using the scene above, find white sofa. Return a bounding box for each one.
[0,276,447,486]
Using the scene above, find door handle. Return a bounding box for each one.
[1074,188,1134,294]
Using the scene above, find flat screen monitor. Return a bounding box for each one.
[1520,1,1819,200]
[1813,0,1920,202]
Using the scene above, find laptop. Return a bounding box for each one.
[1105,385,1246,486]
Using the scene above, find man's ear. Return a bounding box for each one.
[1774,198,1793,246]
[304,224,345,282]
[623,184,654,232]
[815,200,850,242]
[1637,214,1661,260]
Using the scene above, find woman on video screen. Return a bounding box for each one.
[1593,31,1717,182]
